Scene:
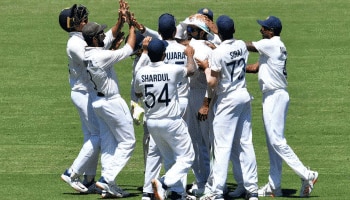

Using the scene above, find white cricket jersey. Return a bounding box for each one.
[211,39,248,95]
[67,32,94,92]
[164,40,189,98]
[134,61,187,119]
[138,26,191,98]
[66,29,116,92]
[189,38,212,89]
[252,36,288,93]
[84,44,133,97]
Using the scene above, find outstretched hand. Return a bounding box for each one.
[118,0,130,24]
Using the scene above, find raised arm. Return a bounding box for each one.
[184,45,196,76]
[245,41,258,52]
[110,0,129,38]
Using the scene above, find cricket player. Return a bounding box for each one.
[58,1,131,195]
[179,15,215,197]
[132,13,192,200]
[58,4,101,194]
[82,14,136,198]
[134,38,196,200]
[245,15,318,197]
[198,15,259,200]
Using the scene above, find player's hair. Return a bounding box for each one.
[160,28,176,40]
[265,26,281,36]
[85,37,94,46]
[218,27,234,40]
[149,52,164,62]
[273,28,281,36]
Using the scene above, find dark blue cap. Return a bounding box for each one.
[257,16,282,30]
[158,13,176,39]
[147,38,168,62]
[197,8,213,21]
[216,15,235,37]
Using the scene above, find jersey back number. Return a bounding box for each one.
[144,83,171,108]
[226,58,246,82]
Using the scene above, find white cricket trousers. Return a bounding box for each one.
[142,97,189,194]
[147,117,195,194]
[262,89,309,189]
[209,88,258,195]
[70,90,100,176]
[92,94,136,183]
[186,88,211,189]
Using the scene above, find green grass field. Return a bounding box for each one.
[0,0,349,199]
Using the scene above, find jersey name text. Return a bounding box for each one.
[230,49,243,59]
[141,74,171,82]
[166,51,186,60]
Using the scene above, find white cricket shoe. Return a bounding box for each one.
[258,183,282,197]
[187,182,198,194]
[245,192,259,200]
[228,185,246,198]
[300,170,318,197]
[141,192,154,200]
[82,181,102,194]
[60,169,88,193]
[151,178,166,200]
[199,193,217,200]
[96,176,130,198]
[188,187,204,197]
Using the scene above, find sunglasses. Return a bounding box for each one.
[187,26,200,33]
[94,31,105,41]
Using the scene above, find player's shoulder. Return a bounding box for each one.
[135,65,150,78]
[162,63,184,75]
[67,35,86,48]
[234,39,246,46]
[167,40,186,49]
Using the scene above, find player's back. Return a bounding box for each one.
[164,40,187,65]
[164,40,189,98]
[135,61,186,119]
[212,39,248,94]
